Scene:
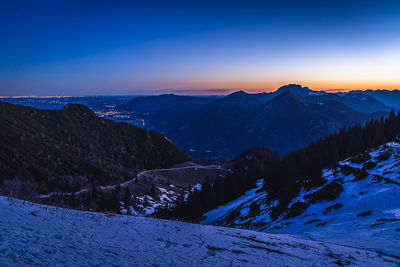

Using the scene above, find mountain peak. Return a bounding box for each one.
[61,103,96,117]
[212,90,263,109]
[62,103,92,111]
[276,84,310,94]
[272,90,309,104]
[278,84,308,90]
[226,90,250,97]
[202,90,263,112]
[275,84,325,97]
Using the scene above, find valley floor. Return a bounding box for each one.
[1,197,399,266]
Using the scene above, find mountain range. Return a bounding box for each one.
[117,84,390,159]
[3,84,398,161]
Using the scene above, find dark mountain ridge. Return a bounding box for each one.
[119,94,213,113]
[205,90,265,110]
[306,92,389,114]
[255,84,326,101]
[4,84,393,161]
[346,89,400,109]
[247,91,373,154]
[120,89,385,158]
[0,101,189,198]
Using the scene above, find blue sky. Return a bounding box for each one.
[1,0,400,95]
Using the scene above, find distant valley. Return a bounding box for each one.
[3,84,399,161]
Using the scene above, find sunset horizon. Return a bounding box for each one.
[2,82,400,97]
[2,0,400,96]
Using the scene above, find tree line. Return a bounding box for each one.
[264,110,400,203]
[155,110,400,221]
[154,147,278,221]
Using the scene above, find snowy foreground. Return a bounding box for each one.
[202,142,400,257]
[1,197,399,266]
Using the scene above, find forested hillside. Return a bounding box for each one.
[0,102,189,211]
[157,110,400,222]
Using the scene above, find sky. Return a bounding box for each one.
[1,0,400,96]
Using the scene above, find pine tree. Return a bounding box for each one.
[123,187,131,207]
[150,184,156,196]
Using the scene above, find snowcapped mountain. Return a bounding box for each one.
[202,141,400,256]
[255,84,326,101]
[273,84,327,97]
[1,196,399,266]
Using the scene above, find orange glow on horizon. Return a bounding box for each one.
[147,80,400,95]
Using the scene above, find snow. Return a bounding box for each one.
[193,183,202,191]
[160,194,173,203]
[1,197,398,266]
[202,142,400,257]
[384,209,400,219]
[202,180,264,225]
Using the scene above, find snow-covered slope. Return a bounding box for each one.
[1,197,399,266]
[202,142,400,257]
